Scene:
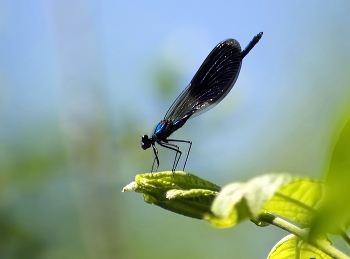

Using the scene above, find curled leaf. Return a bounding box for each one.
[122,171,220,219]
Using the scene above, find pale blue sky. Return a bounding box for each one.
[2,1,349,177]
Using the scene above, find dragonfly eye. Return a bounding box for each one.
[141,135,151,150]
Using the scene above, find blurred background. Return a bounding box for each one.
[1,1,350,258]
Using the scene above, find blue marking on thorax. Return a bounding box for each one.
[154,121,167,135]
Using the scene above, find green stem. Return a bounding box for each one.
[340,231,350,247]
[259,212,349,259]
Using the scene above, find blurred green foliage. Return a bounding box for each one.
[311,106,350,237]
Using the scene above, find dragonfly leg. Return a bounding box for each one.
[151,144,159,172]
[167,139,192,172]
[158,141,181,175]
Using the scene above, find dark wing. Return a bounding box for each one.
[164,39,242,122]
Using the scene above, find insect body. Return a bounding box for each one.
[141,32,263,172]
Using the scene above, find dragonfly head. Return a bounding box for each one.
[141,135,152,150]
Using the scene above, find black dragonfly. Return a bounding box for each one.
[141,32,263,173]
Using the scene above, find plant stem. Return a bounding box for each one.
[259,212,350,259]
[340,231,350,247]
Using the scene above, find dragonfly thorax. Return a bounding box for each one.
[140,120,176,151]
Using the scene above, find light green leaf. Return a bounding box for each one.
[207,173,295,228]
[208,174,326,228]
[267,234,332,259]
[263,179,326,226]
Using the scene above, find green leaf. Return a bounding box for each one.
[122,171,220,219]
[207,173,296,228]
[312,111,350,235]
[267,234,333,259]
[263,179,326,226]
[207,173,326,228]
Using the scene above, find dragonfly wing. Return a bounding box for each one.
[164,39,242,122]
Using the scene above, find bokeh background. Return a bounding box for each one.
[1,1,350,258]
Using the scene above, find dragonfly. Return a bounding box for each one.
[141,32,263,173]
